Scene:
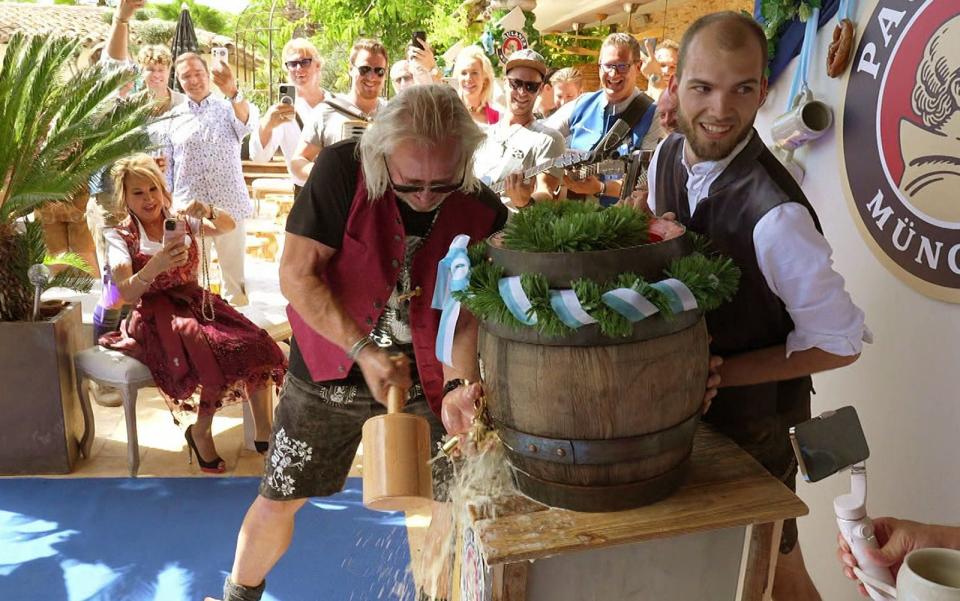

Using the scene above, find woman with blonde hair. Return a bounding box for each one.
[136,44,185,115]
[100,154,286,473]
[453,45,500,126]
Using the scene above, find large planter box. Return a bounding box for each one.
[0,302,86,474]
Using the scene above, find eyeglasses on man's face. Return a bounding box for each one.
[356,65,387,78]
[599,62,636,74]
[285,57,313,70]
[506,77,543,94]
[384,157,465,194]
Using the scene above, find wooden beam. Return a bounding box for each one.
[492,562,529,601]
[735,520,784,601]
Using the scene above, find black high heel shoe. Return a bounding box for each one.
[185,425,226,474]
[254,440,269,455]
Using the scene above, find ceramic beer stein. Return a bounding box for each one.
[897,548,960,601]
[771,88,834,151]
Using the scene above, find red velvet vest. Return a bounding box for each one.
[287,168,502,416]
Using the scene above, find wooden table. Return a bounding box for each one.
[452,426,807,601]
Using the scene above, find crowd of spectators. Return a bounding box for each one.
[61,0,685,480]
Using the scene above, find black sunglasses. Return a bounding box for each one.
[356,65,386,78]
[506,77,543,94]
[284,57,313,70]
[384,158,465,194]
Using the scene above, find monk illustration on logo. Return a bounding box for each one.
[899,16,960,222]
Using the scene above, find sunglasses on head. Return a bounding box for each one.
[384,158,465,194]
[506,77,543,94]
[284,57,313,70]
[599,62,636,74]
[356,65,386,78]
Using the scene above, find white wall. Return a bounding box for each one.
[755,6,960,600]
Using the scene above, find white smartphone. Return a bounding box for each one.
[211,47,228,64]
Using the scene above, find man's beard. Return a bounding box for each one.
[676,107,753,162]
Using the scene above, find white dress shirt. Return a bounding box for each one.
[646,132,872,357]
[157,94,259,220]
[247,94,326,187]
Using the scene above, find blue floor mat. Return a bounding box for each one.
[0,477,415,601]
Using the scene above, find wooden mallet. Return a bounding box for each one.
[362,385,433,511]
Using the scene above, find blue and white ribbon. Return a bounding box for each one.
[838,0,854,22]
[498,276,538,325]
[786,5,821,110]
[550,289,598,329]
[650,278,698,314]
[432,234,472,367]
[601,288,661,322]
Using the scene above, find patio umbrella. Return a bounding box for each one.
[168,3,200,92]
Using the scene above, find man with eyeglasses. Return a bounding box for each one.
[248,38,328,195]
[546,33,662,206]
[472,49,565,211]
[290,38,388,184]
[206,85,507,601]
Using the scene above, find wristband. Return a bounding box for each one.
[135,271,153,286]
[442,378,465,397]
[346,334,373,361]
[114,17,129,24]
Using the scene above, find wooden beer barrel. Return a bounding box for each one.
[480,232,709,512]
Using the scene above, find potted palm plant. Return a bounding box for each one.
[0,33,153,473]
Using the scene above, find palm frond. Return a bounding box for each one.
[44,251,93,275]
[46,265,95,295]
[0,33,154,321]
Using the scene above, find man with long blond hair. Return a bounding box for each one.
[207,85,507,601]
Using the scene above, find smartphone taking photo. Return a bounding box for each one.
[162,218,186,248]
[279,83,296,106]
[411,31,427,50]
[211,47,228,65]
[789,406,870,483]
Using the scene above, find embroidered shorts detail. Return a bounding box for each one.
[258,373,449,501]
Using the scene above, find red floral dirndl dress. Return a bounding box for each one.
[100,216,286,417]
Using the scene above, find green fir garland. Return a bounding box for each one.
[455,243,741,339]
[501,201,651,253]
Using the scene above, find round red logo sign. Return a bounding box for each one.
[843,0,960,302]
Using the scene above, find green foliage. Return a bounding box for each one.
[150,0,233,36]
[502,201,650,253]
[457,245,740,340]
[137,20,178,46]
[666,253,741,311]
[0,33,153,321]
[238,0,468,95]
[452,258,521,330]
[758,0,822,66]
[45,251,95,295]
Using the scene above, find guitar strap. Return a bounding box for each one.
[591,92,655,153]
[322,94,372,122]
